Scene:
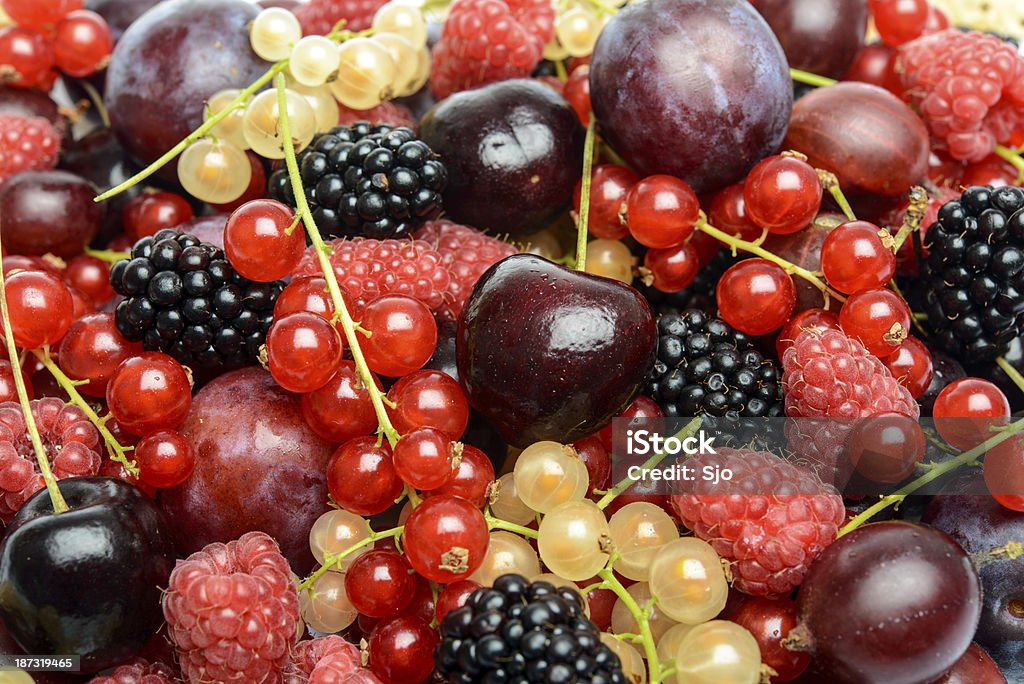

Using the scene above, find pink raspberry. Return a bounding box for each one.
[0,113,60,185]
[286,636,382,684]
[429,0,555,100]
[293,237,451,313]
[336,102,418,131]
[0,397,101,523]
[88,658,177,684]
[415,220,517,320]
[163,531,301,684]
[293,0,387,35]
[898,29,1024,162]
[670,447,846,598]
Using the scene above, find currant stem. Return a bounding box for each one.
[996,355,1024,395]
[299,524,405,592]
[275,73,401,449]
[0,256,67,514]
[789,68,836,88]
[839,415,1024,536]
[696,216,848,305]
[575,116,597,272]
[598,555,664,683]
[816,169,856,221]
[32,348,137,475]
[486,514,539,539]
[994,145,1024,184]
[890,186,929,252]
[83,248,130,264]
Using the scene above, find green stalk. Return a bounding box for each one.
[300,525,404,592]
[993,145,1024,184]
[789,68,837,88]
[576,116,597,272]
[598,559,664,682]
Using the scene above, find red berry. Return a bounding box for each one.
[2,269,74,349]
[293,0,386,35]
[572,435,610,494]
[361,294,436,378]
[0,113,60,184]
[572,164,637,241]
[775,307,840,359]
[820,220,896,294]
[730,597,810,683]
[88,658,177,684]
[387,370,469,439]
[624,175,699,249]
[300,360,382,443]
[57,311,142,398]
[564,64,591,126]
[274,275,362,332]
[716,259,796,336]
[933,377,1010,450]
[597,394,662,451]
[644,241,700,293]
[0,359,31,403]
[0,27,55,89]
[882,334,933,399]
[838,287,912,358]
[422,443,494,508]
[743,155,822,235]
[106,352,192,436]
[224,199,304,282]
[393,426,457,490]
[708,182,762,241]
[434,579,479,623]
[122,192,193,241]
[345,550,417,618]
[0,0,83,32]
[134,429,196,489]
[845,412,925,484]
[870,0,928,47]
[402,495,489,583]
[368,615,439,684]
[63,255,114,307]
[52,9,112,77]
[399,575,437,624]
[327,436,404,516]
[983,435,1024,512]
[266,311,343,393]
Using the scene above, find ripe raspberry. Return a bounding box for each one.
[897,29,1024,162]
[286,635,382,684]
[415,219,517,320]
[782,328,918,486]
[336,101,418,130]
[88,658,178,684]
[293,0,386,35]
[163,531,301,684]
[429,0,555,100]
[670,447,846,597]
[0,113,60,185]
[0,398,102,523]
[293,237,451,313]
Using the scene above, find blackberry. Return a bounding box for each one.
[435,574,626,684]
[268,121,446,240]
[110,229,283,369]
[921,185,1024,361]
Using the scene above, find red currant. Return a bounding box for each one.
[923,5,949,32]
[63,255,114,307]
[644,242,699,293]
[845,413,925,484]
[0,0,83,32]
[57,312,142,398]
[52,9,112,77]
[716,259,796,336]
[66,284,94,319]
[0,359,31,402]
[731,597,810,683]
[624,175,699,249]
[402,494,489,583]
[838,287,912,358]
[586,587,617,632]
[224,199,304,282]
[597,394,662,451]
[743,155,822,235]
[134,429,196,489]
[106,352,192,436]
[393,426,456,490]
[344,549,417,618]
[2,269,73,349]
[274,276,362,330]
[400,575,437,624]
[0,27,54,89]
[820,221,897,294]
[300,360,382,443]
[572,164,637,241]
[689,230,722,268]
[387,370,469,439]
[434,579,480,623]
[368,615,438,684]
[122,191,193,240]
[870,0,929,46]
[422,444,494,508]
[708,182,762,241]
[883,335,933,399]
[933,377,1010,450]
[266,311,343,393]
[776,307,840,359]
[572,435,610,494]
[361,294,436,378]
[327,436,403,516]
[983,436,1024,512]
[563,64,591,126]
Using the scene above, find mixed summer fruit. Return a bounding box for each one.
[0,0,1023,682]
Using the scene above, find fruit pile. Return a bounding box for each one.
[0,0,1023,682]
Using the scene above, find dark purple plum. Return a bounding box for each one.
[0,86,65,133]
[790,521,981,684]
[419,79,584,237]
[104,0,266,175]
[456,254,657,447]
[159,367,334,573]
[750,0,868,78]
[932,642,1007,684]
[0,171,103,258]
[589,0,791,195]
[86,0,166,42]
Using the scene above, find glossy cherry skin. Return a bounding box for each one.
[573,164,637,240]
[0,477,175,673]
[597,394,662,452]
[933,378,1010,450]
[457,254,657,447]
[716,259,796,336]
[731,596,810,683]
[369,615,439,684]
[750,0,867,78]
[0,171,103,258]
[932,642,1006,684]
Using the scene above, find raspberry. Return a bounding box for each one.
[781,328,918,486]
[293,0,386,35]
[337,102,418,131]
[669,447,846,598]
[286,636,382,684]
[897,29,1024,162]
[293,237,451,313]
[0,113,60,186]
[0,397,102,523]
[162,531,301,684]
[429,0,555,100]
[88,658,178,684]
[415,219,517,320]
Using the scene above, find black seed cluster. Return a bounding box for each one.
[268,121,446,240]
[110,230,283,368]
[436,574,627,684]
[922,185,1024,362]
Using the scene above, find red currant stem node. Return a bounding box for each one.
[32,347,137,475]
[299,524,405,593]
[696,216,848,306]
[0,256,68,514]
[840,415,1024,536]
[994,145,1024,184]
[891,186,929,253]
[789,68,837,88]
[575,116,597,272]
[597,553,666,683]
[595,417,701,510]
[274,72,401,449]
[816,169,856,222]
[83,247,131,264]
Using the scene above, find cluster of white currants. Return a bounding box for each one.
[544,0,624,60]
[176,2,429,205]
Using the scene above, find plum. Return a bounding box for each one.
[159,367,335,572]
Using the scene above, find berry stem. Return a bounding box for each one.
[993,145,1024,184]
[890,186,929,252]
[816,169,856,221]
[32,348,137,475]
[575,116,597,272]
[996,355,1024,394]
[485,513,539,539]
[789,68,836,88]
[839,415,1024,536]
[274,73,401,449]
[597,554,665,683]
[595,417,701,510]
[299,524,405,592]
[696,216,848,306]
[0,257,68,514]
[83,248,131,264]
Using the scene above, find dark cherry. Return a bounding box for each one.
[0,86,64,132]
[0,171,103,258]
[731,596,809,683]
[750,0,868,78]
[0,476,174,673]
[932,642,1007,684]
[456,254,657,447]
[85,0,166,42]
[420,79,584,236]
